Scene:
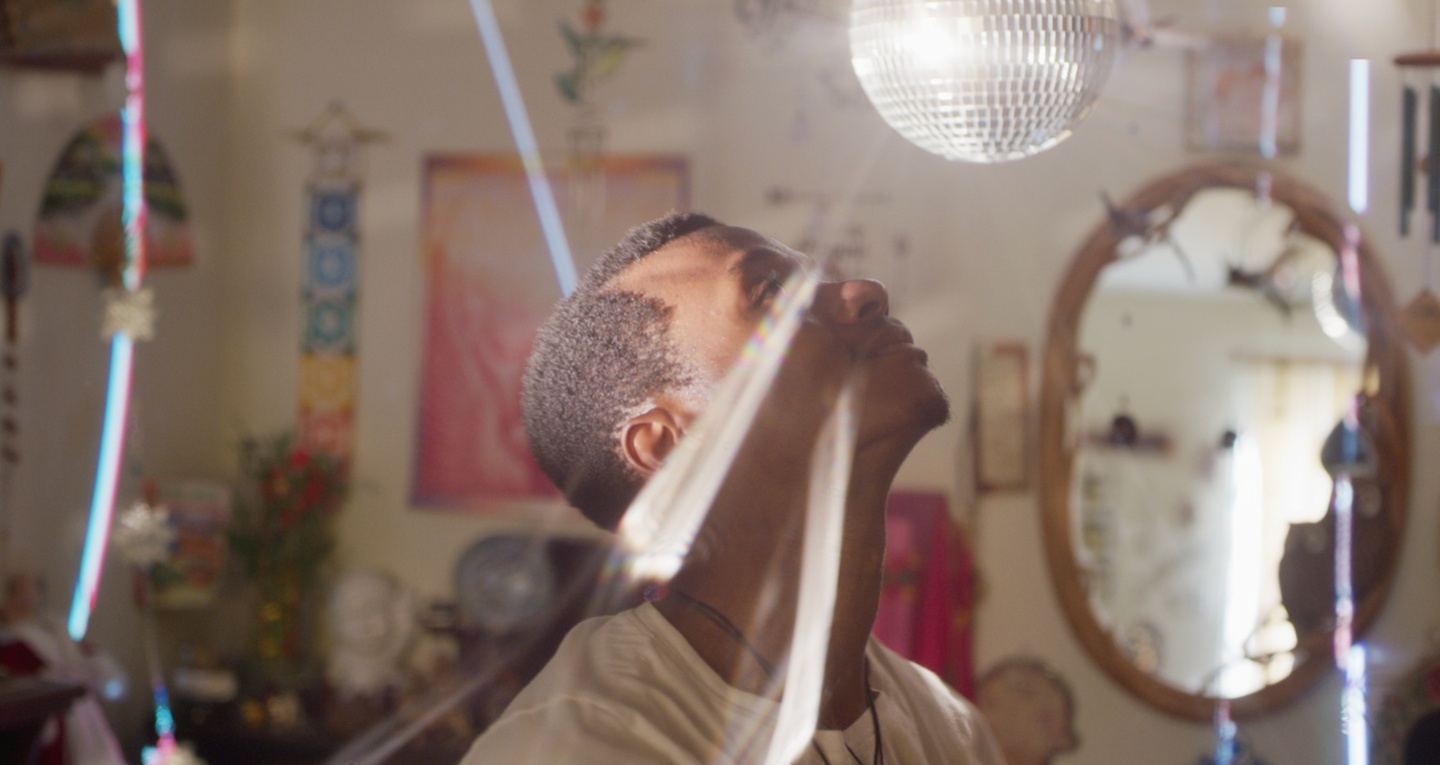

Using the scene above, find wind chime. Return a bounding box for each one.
[555,0,640,225]
[1394,13,1440,354]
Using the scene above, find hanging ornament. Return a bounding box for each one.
[102,286,156,340]
[556,0,642,223]
[112,501,174,569]
[849,0,1122,163]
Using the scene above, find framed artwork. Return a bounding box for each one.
[1185,34,1303,155]
[412,154,688,511]
[0,0,121,72]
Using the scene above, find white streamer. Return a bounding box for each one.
[763,378,859,765]
[466,0,578,296]
[618,266,822,579]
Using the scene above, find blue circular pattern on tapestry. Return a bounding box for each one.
[308,242,356,290]
[312,190,356,233]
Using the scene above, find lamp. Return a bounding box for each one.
[850,0,1122,163]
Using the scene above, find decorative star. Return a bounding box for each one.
[102,287,157,340]
[113,500,175,568]
[143,741,206,765]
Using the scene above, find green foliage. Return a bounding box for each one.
[226,432,346,586]
[554,18,641,105]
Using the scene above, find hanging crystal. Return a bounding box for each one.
[567,103,607,225]
[849,0,1122,163]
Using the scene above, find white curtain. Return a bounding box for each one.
[1224,356,1359,688]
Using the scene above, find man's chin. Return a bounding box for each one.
[853,378,951,455]
[914,383,952,433]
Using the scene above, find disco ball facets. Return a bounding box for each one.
[850,0,1122,163]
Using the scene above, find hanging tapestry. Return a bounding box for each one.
[412,154,687,510]
[293,102,388,460]
[299,151,361,459]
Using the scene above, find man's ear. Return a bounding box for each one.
[621,406,687,476]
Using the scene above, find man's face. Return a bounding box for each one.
[609,225,949,451]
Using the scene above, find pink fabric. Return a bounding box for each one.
[872,491,976,698]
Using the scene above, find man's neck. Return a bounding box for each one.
[655,443,904,730]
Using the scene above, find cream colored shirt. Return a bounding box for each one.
[460,602,1004,764]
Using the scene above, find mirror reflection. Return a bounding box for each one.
[1074,187,1363,698]
[1041,163,1410,720]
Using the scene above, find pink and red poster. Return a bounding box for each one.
[873,491,977,698]
[413,154,687,511]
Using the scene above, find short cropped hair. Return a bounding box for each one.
[521,211,724,530]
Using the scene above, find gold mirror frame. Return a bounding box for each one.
[1038,162,1411,720]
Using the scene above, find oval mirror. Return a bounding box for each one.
[1039,163,1410,719]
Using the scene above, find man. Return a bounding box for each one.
[461,212,1002,764]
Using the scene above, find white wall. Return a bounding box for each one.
[4,0,1437,762]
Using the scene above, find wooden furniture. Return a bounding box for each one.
[0,676,85,765]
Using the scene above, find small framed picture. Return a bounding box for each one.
[1185,33,1303,155]
[0,0,122,73]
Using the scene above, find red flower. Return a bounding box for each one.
[233,433,347,576]
[582,1,605,30]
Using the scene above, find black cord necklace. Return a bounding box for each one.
[673,591,777,678]
[810,659,884,765]
[669,591,884,765]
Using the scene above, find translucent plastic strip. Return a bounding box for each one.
[1343,643,1369,765]
[1339,224,1364,325]
[68,333,134,640]
[1333,474,1354,666]
[465,0,579,297]
[1213,699,1236,765]
[1349,60,1371,215]
[119,0,147,292]
[763,378,859,765]
[618,266,822,579]
[328,672,490,765]
[69,0,148,642]
[1259,7,1286,159]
